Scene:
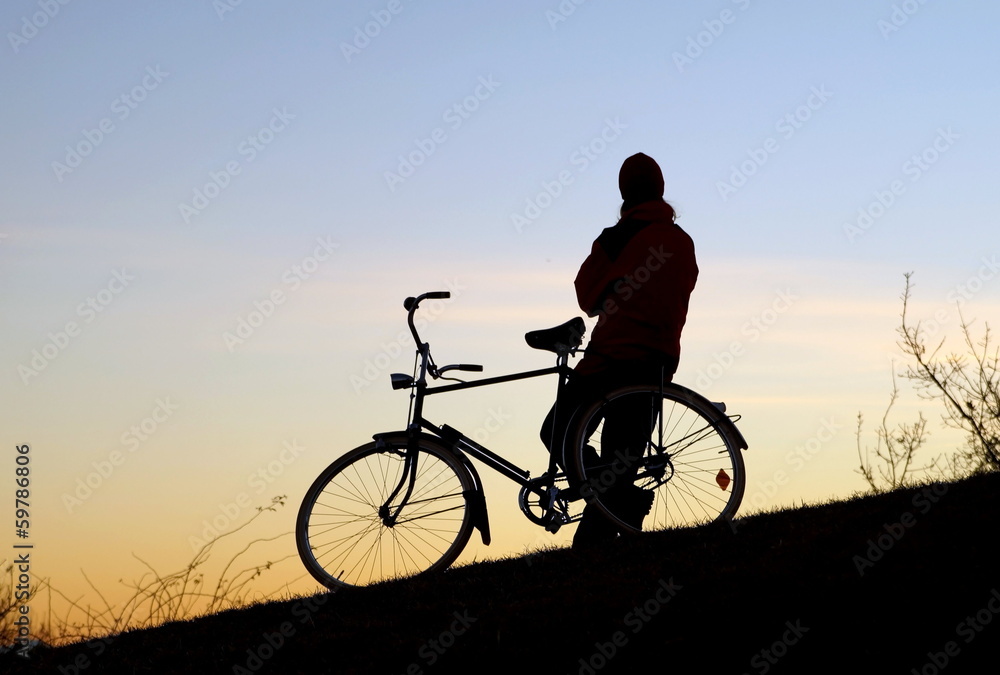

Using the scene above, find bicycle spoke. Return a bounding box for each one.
[393,501,466,526]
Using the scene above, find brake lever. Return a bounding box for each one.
[436,364,484,375]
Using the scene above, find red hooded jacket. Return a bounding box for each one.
[574,200,698,375]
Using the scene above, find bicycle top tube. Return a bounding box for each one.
[425,365,565,395]
[399,291,577,395]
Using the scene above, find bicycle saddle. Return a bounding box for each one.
[524,317,586,354]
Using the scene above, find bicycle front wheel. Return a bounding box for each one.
[296,434,475,589]
[567,384,746,534]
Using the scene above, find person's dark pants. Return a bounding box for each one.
[540,358,676,547]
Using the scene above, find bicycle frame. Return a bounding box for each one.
[378,292,579,544]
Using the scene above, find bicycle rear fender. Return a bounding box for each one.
[372,431,492,546]
[672,384,749,451]
[564,384,749,453]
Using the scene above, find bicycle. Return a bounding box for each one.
[296,291,748,590]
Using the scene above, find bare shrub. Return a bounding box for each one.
[2,495,291,648]
[898,273,1000,476]
[856,369,931,492]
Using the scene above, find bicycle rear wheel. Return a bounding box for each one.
[567,383,745,534]
[296,434,475,589]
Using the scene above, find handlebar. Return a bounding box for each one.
[403,291,449,312]
[402,291,482,381]
[404,291,450,345]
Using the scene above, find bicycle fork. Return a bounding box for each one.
[373,433,493,545]
[377,439,420,528]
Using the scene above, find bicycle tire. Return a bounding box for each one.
[566,383,746,534]
[296,434,475,589]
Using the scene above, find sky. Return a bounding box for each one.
[2,0,999,636]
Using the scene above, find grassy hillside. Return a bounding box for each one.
[8,472,999,674]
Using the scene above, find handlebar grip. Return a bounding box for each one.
[456,364,483,372]
[404,291,449,311]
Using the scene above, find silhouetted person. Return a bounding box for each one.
[541,152,699,548]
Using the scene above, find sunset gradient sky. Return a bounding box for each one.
[2,0,999,628]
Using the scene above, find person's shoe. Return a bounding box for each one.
[572,503,618,550]
[607,485,655,531]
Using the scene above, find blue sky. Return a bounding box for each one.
[2,0,999,621]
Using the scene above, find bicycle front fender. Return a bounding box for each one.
[372,431,492,546]
[434,434,493,546]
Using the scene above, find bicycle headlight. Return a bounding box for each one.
[390,373,414,390]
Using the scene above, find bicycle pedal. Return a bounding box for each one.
[543,510,570,534]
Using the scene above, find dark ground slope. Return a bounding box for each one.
[11,472,1000,674]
